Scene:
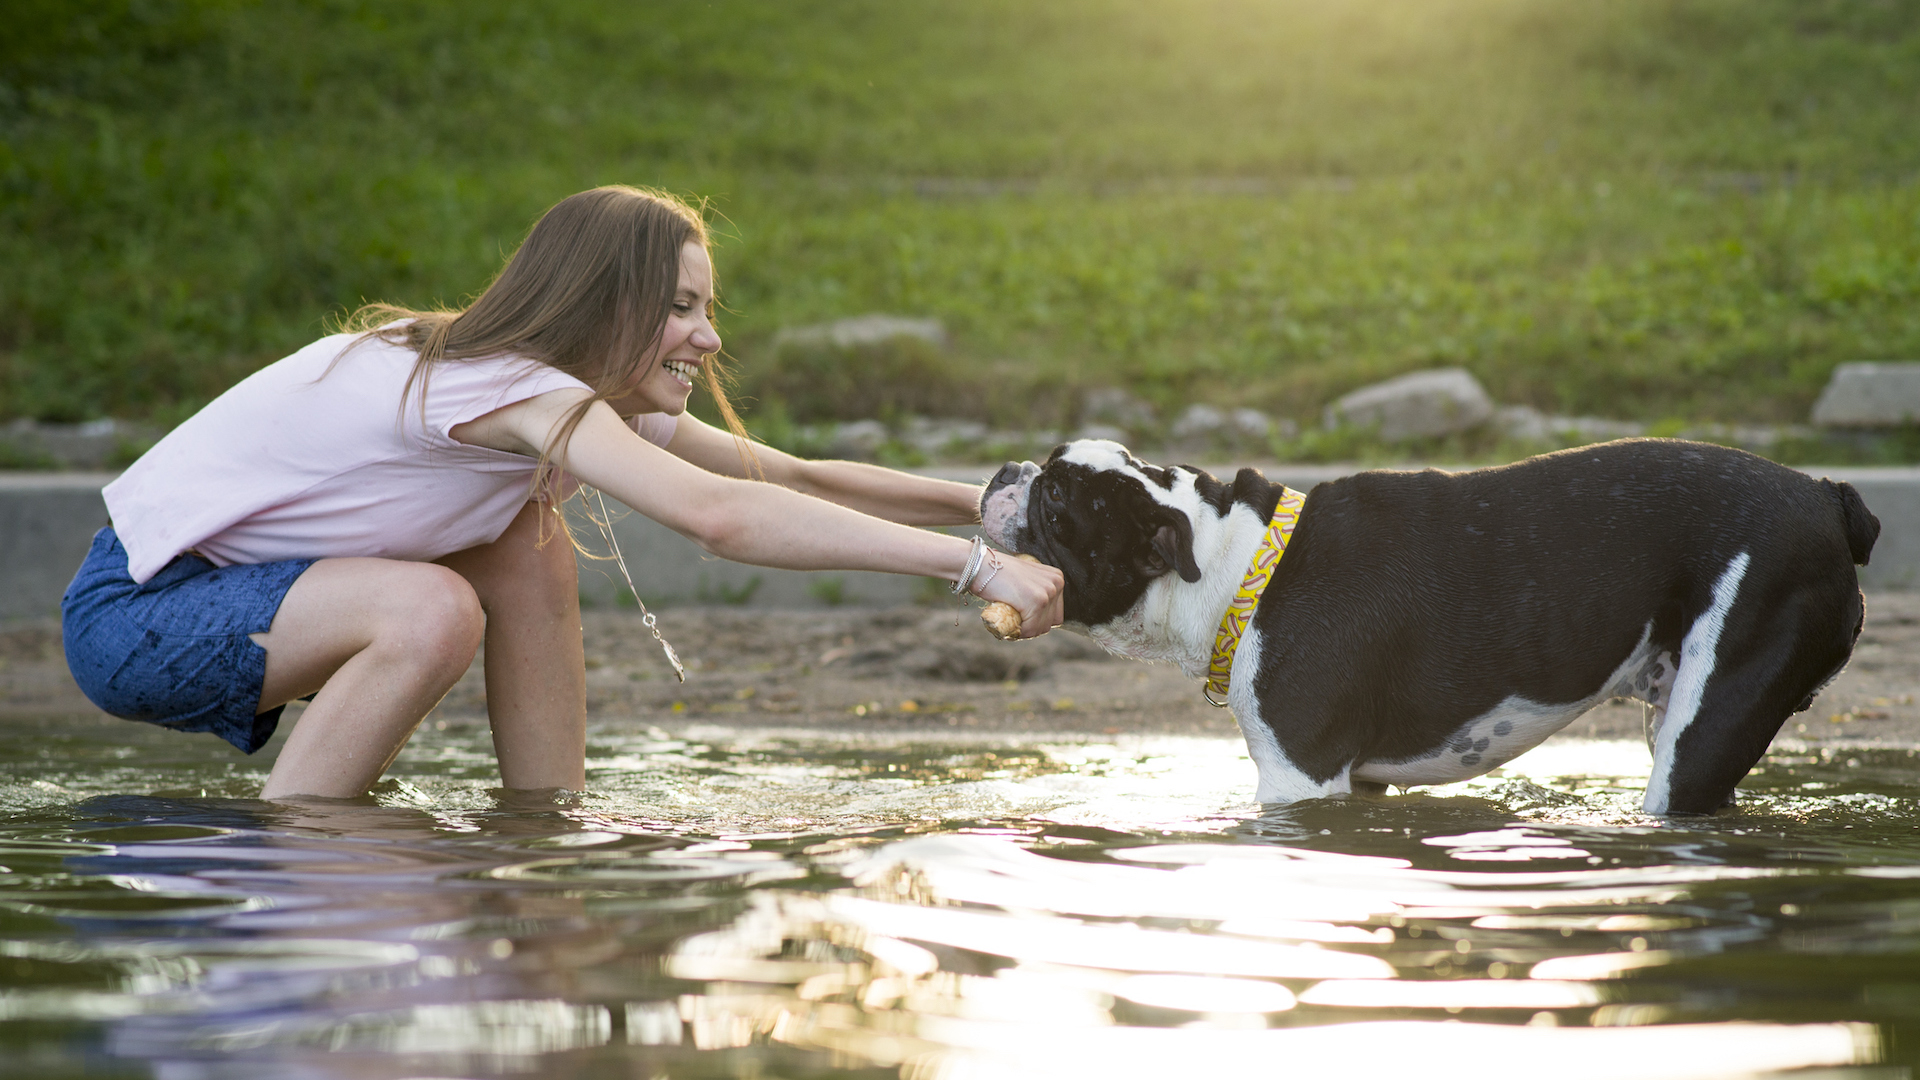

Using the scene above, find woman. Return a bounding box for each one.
[63,186,1064,800]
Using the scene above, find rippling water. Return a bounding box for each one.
[2,712,1918,1079]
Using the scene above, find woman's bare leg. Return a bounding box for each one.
[254,559,486,799]
[437,500,588,791]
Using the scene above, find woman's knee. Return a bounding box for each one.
[381,564,485,668]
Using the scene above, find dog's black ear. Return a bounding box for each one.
[1148,514,1201,584]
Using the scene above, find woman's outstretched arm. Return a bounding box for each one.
[453,391,1063,637]
[664,413,985,526]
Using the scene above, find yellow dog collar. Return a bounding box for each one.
[1204,487,1306,707]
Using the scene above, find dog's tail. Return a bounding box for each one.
[1824,479,1881,567]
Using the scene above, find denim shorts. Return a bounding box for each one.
[61,529,317,753]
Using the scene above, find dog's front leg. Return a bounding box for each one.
[1231,695,1353,805]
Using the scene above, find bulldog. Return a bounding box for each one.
[979,438,1880,814]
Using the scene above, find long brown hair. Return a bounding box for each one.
[339,185,753,534]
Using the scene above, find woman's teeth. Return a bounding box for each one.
[664,359,698,386]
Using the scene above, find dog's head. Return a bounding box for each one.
[979,440,1216,629]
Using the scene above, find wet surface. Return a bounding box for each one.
[2,714,1919,1078]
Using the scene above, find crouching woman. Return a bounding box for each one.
[62,185,1063,799]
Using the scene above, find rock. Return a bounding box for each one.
[1170,404,1227,442]
[1812,363,1920,427]
[773,314,947,352]
[1080,387,1157,432]
[1494,405,1645,442]
[1680,422,1817,449]
[1071,423,1130,444]
[902,416,989,456]
[1231,408,1277,441]
[826,419,889,459]
[1168,404,1280,450]
[1325,368,1494,441]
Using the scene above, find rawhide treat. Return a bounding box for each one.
[980,602,1022,640]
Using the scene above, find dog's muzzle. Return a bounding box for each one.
[980,460,1040,550]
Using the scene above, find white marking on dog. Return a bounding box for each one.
[1353,623,1662,787]
[1059,441,1191,513]
[1231,624,1350,802]
[979,461,1038,544]
[1643,551,1751,814]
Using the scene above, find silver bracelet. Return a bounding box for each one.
[951,535,988,595]
[971,550,1004,595]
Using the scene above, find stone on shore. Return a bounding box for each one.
[1324,368,1494,441]
[1494,405,1645,443]
[1167,404,1283,450]
[773,314,947,352]
[1080,387,1157,433]
[1812,363,1920,427]
[826,419,889,458]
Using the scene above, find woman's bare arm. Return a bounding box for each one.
[452,391,1063,636]
[665,413,983,526]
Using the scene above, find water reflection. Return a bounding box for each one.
[0,717,1915,1077]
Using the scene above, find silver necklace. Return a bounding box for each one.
[589,488,685,683]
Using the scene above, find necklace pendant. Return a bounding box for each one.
[658,637,687,683]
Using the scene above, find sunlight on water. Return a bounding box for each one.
[0,715,1915,1078]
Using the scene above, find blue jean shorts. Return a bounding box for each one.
[62,529,317,753]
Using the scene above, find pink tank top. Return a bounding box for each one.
[104,331,677,583]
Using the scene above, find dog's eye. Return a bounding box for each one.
[1045,483,1063,504]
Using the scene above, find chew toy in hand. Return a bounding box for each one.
[978,553,1043,640]
[981,602,1023,640]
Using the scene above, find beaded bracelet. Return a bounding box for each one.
[971,549,1005,595]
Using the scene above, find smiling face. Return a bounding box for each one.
[607,242,721,417]
[979,441,1202,627]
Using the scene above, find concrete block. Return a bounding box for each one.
[1325,368,1495,441]
[0,473,115,620]
[1812,363,1920,427]
[0,420,158,470]
[1815,466,1920,590]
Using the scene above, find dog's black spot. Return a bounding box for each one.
[1461,753,1483,766]
[1493,721,1513,737]
[1473,737,1490,752]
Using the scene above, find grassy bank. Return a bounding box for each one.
[3,0,1918,441]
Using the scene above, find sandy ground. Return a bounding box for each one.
[3,592,1915,750]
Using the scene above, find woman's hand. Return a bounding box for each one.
[972,550,1064,639]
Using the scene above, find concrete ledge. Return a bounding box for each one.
[10,462,1918,620]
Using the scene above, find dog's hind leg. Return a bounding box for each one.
[1645,569,1862,815]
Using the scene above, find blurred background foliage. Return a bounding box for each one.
[2,0,1918,435]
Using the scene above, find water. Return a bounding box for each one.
[3,712,1919,1079]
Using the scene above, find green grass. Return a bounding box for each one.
[4,0,1919,442]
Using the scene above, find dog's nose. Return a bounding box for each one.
[991,462,1024,489]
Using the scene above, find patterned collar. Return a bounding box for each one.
[1204,487,1306,706]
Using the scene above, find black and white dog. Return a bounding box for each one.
[980,438,1880,814]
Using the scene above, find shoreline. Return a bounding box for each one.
[4,593,1917,758]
